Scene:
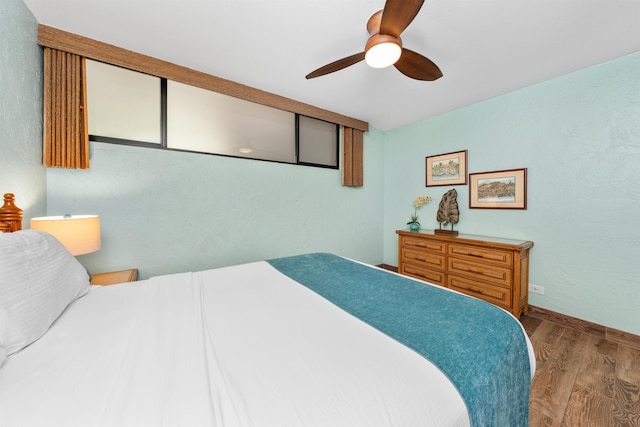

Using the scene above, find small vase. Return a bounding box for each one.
[409,222,420,231]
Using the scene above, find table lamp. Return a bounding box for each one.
[30,215,101,256]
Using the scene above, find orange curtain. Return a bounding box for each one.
[342,127,363,187]
[43,48,89,169]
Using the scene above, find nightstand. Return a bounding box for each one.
[90,268,138,286]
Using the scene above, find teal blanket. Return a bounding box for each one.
[268,253,530,427]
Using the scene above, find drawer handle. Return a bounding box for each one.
[409,242,440,251]
[468,286,484,295]
[406,268,433,281]
[410,271,430,280]
[466,252,484,258]
[463,267,485,274]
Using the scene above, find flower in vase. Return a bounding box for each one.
[407,195,432,228]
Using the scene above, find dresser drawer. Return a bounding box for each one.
[448,258,512,286]
[448,243,513,267]
[401,236,446,254]
[400,264,446,287]
[448,275,512,309]
[401,248,446,271]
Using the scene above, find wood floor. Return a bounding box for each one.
[521,312,640,426]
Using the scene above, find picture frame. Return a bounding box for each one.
[469,168,527,209]
[425,150,468,186]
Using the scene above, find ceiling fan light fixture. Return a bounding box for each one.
[365,34,402,68]
[305,2,441,80]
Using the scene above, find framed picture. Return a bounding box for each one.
[469,168,527,209]
[425,150,468,186]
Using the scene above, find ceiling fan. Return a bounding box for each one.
[305,0,443,81]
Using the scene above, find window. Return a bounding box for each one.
[86,60,161,145]
[298,115,339,167]
[167,81,296,163]
[86,60,338,168]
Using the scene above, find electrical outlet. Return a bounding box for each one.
[529,283,545,295]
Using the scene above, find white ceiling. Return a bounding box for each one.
[22,0,640,131]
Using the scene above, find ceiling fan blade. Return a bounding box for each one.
[394,48,443,81]
[379,0,425,37]
[305,52,366,79]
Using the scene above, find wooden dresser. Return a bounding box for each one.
[396,230,533,318]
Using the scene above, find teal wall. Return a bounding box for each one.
[0,0,46,218]
[3,0,639,335]
[383,51,640,335]
[46,128,386,279]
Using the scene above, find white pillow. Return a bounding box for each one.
[0,229,90,359]
[0,307,8,367]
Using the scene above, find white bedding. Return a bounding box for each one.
[0,260,532,426]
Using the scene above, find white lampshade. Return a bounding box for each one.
[30,215,101,256]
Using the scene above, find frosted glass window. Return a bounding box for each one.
[167,81,295,162]
[85,61,338,168]
[86,59,161,144]
[298,116,338,167]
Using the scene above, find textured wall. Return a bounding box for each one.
[383,51,640,335]
[34,0,638,334]
[0,0,46,218]
[47,129,386,279]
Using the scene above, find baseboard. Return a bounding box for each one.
[527,305,640,351]
[377,263,398,273]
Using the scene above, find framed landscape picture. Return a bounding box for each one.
[469,168,527,209]
[425,150,468,186]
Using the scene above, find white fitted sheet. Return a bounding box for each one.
[0,260,530,427]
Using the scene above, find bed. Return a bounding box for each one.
[0,193,535,427]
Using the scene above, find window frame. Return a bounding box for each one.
[295,114,340,169]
